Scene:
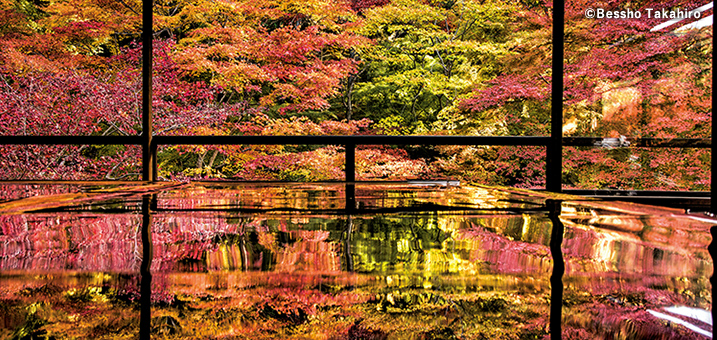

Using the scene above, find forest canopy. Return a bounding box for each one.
[0,0,712,189]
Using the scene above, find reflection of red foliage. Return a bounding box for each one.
[0,183,82,201]
[560,201,712,277]
[459,222,552,275]
[151,214,242,271]
[566,303,707,340]
[0,214,141,272]
[275,230,341,273]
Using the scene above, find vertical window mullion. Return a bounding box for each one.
[547,0,565,193]
[142,0,155,181]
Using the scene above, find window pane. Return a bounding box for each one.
[561,0,712,190]
[564,0,711,139]
[434,145,546,189]
[564,146,710,190]
[0,145,141,180]
[157,144,346,181]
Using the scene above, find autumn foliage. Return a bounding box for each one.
[0,184,712,338]
[0,0,711,189]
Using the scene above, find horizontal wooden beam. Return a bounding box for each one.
[154,135,552,146]
[1,135,709,148]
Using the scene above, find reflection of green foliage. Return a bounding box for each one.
[64,286,112,303]
[500,215,551,246]
[350,216,458,273]
[5,206,708,339]
[9,277,700,340]
[356,289,549,339]
[11,303,47,340]
[2,282,141,340]
[372,291,448,313]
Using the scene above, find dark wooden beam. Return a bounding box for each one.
[547,0,565,193]
[142,0,155,182]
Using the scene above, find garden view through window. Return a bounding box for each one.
[0,0,711,190]
[0,0,714,339]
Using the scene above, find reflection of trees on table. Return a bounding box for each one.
[1,184,712,338]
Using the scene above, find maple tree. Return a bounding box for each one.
[158,0,369,114]
[0,40,247,179]
[456,0,711,189]
[1,1,715,337]
[0,0,712,189]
